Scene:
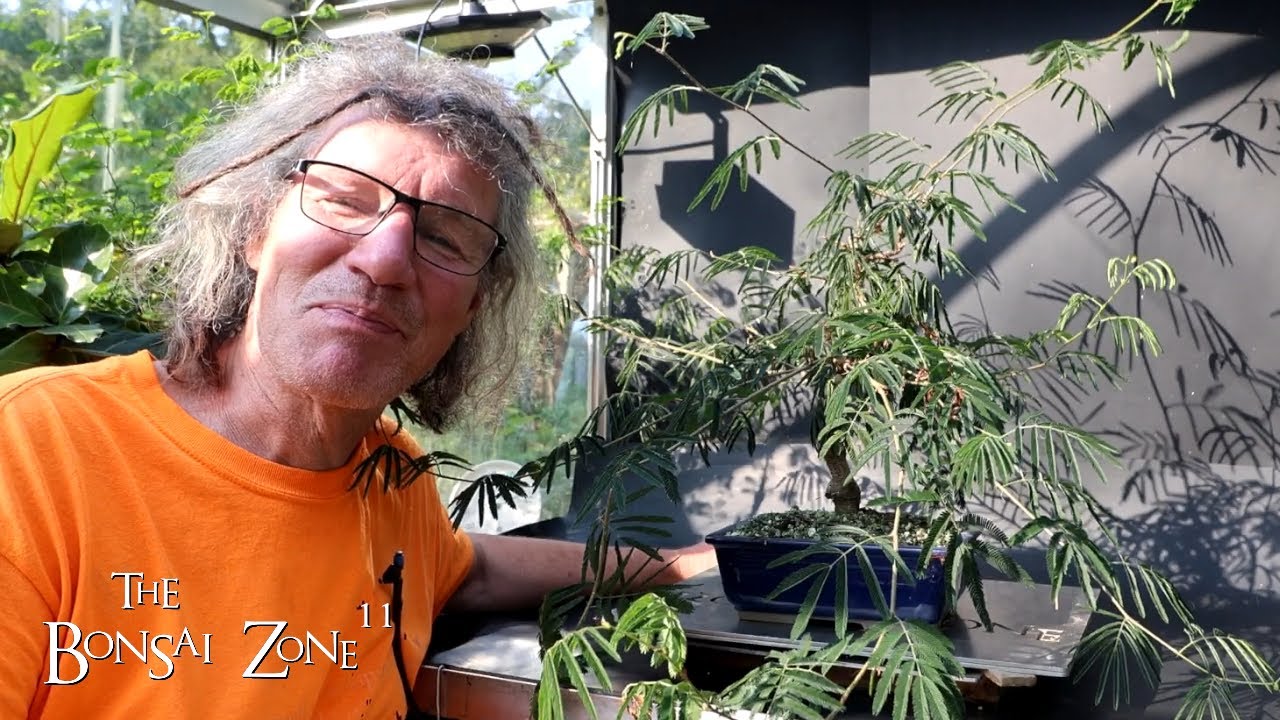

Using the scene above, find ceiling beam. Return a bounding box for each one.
[148,0,292,38]
[145,0,597,43]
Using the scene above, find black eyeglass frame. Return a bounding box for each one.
[291,159,507,277]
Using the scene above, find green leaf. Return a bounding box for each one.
[1164,1,1197,26]
[1016,419,1115,485]
[79,327,161,356]
[1118,561,1193,624]
[180,67,227,85]
[841,131,929,165]
[259,16,295,37]
[922,88,1003,124]
[926,61,997,92]
[717,639,848,718]
[951,430,1017,495]
[615,85,693,151]
[0,219,21,255]
[1174,677,1241,720]
[833,553,849,639]
[0,271,48,328]
[538,627,624,720]
[1121,36,1145,70]
[689,135,783,211]
[713,63,807,110]
[615,12,708,57]
[43,223,113,277]
[1073,617,1163,710]
[2,83,99,222]
[1050,79,1112,130]
[0,330,55,374]
[863,621,963,720]
[36,323,103,343]
[620,680,706,720]
[613,593,688,677]
[1182,631,1278,687]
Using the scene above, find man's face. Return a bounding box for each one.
[242,119,495,412]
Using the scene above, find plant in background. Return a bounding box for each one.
[0,6,335,378]
[501,1,1280,719]
[0,4,287,376]
[0,83,157,372]
[413,38,607,525]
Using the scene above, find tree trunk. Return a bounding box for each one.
[823,445,861,514]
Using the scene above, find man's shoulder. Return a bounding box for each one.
[0,353,147,414]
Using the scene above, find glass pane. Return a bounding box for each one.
[409,4,604,532]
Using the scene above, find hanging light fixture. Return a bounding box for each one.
[414,1,550,59]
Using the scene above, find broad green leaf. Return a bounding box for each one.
[2,83,99,221]
[44,222,113,277]
[81,328,162,356]
[0,331,55,374]
[36,323,103,343]
[38,265,82,323]
[0,219,21,255]
[0,271,48,328]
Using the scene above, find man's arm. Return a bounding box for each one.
[445,534,717,613]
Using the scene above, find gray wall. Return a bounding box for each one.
[604,1,1280,716]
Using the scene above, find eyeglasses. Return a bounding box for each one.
[292,159,506,277]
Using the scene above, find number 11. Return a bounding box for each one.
[358,602,392,628]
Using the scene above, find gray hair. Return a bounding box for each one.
[133,36,555,432]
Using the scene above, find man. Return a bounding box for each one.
[0,37,714,718]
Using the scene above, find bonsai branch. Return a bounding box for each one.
[826,633,887,720]
[1014,264,1143,377]
[864,233,909,264]
[874,383,907,614]
[637,40,838,176]
[910,0,1172,205]
[606,361,819,453]
[988,477,1266,687]
[610,327,726,365]
[676,276,769,343]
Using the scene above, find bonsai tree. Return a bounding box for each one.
[497,2,1280,720]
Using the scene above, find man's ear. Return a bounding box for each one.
[465,286,484,323]
[244,238,263,271]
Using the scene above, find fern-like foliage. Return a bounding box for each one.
[711,63,807,110]
[717,638,852,720]
[852,620,965,720]
[1175,676,1243,720]
[445,467,531,530]
[688,135,782,210]
[1074,614,1165,710]
[612,12,707,57]
[537,624,620,720]
[536,593,698,720]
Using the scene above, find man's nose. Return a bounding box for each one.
[344,204,417,287]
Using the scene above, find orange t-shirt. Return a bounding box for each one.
[0,351,474,719]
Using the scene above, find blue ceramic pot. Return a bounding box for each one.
[706,521,949,623]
